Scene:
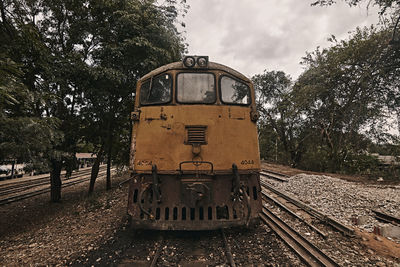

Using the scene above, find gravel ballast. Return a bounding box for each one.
[268,173,400,234]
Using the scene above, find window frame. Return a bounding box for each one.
[175,72,217,105]
[219,74,252,106]
[139,72,173,106]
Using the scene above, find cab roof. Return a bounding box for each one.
[140,61,251,83]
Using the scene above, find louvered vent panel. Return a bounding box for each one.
[186,126,207,145]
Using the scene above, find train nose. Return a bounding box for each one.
[182,182,211,207]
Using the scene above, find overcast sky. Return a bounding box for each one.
[182,0,380,80]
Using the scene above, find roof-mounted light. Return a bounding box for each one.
[197,56,208,68]
[183,55,209,68]
[183,56,196,68]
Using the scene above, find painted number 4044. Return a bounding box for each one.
[241,160,254,165]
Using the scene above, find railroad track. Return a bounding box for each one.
[0,167,113,206]
[149,229,236,266]
[260,205,339,267]
[259,173,343,266]
[149,234,164,267]
[0,167,99,191]
[372,209,400,226]
[261,185,328,238]
[0,175,52,190]
[260,173,355,237]
[261,169,289,182]
[119,230,236,266]
[0,168,98,197]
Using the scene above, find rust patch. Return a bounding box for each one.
[127,173,262,230]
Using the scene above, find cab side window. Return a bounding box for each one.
[140,74,172,105]
[220,76,251,105]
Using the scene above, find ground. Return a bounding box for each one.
[262,161,400,265]
[0,164,399,266]
[0,171,129,266]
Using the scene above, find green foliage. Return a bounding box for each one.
[311,0,399,14]
[0,56,24,107]
[0,36,63,167]
[369,142,400,155]
[78,0,186,168]
[0,0,186,178]
[311,0,400,48]
[255,26,400,176]
[297,146,330,172]
[341,153,381,175]
[253,70,309,167]
[0,117,62,161]
[294,26,399,171]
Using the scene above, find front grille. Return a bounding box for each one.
[186,126,207,145]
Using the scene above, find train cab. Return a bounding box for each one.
[128,56,262,230]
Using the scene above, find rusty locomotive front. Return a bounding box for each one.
[128,56,262,230]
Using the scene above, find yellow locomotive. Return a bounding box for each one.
[128,56,262,230]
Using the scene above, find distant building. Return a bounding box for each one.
[370,153,399,166]
[76,153,97,168]
[76,153,97,160]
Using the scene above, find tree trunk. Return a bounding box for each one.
[106,129,112,190]
[65,155,74,179]
[106,105,113,190]
[106,151,111,190]
[50,160,62,202]
[88,147,104,194]
[10,160,15,179]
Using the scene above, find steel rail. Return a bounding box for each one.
[261,206,339,267]
[0,167,100,190]
[261,169,290,178]
[372,209,400,226]
[0,168,98,196]
[0,180,51,196]
[261,189,327,238]
[0,176,50,189]
[150,235,164,267]
[0,169,107,198]
[0,169,115,206]
[221,229,236,267]
[260,171,288,182]
[148,231,233,266]
[260,179,355,237]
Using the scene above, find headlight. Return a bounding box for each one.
[183,56,196,68]
[197,56,208,68]
[182,55,209,68]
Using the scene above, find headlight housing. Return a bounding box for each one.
[183,56,209,68]
[183,56,196,68]
[197,56,208,68]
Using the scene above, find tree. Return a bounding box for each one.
[294,26,400,171]
[311,0,399,13]
[253,70,311,167]
[254,25,400,174]
[1,0,186,201]
[0,2,64,183]
[81,0,186,194]
[311,0,400,44]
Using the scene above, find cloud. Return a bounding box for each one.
[184,0,379,79]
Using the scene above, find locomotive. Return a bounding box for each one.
[128,56,262,230]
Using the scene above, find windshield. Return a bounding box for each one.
[177,73,215,103]
[140,74,172,105]
[220,76,251,105]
